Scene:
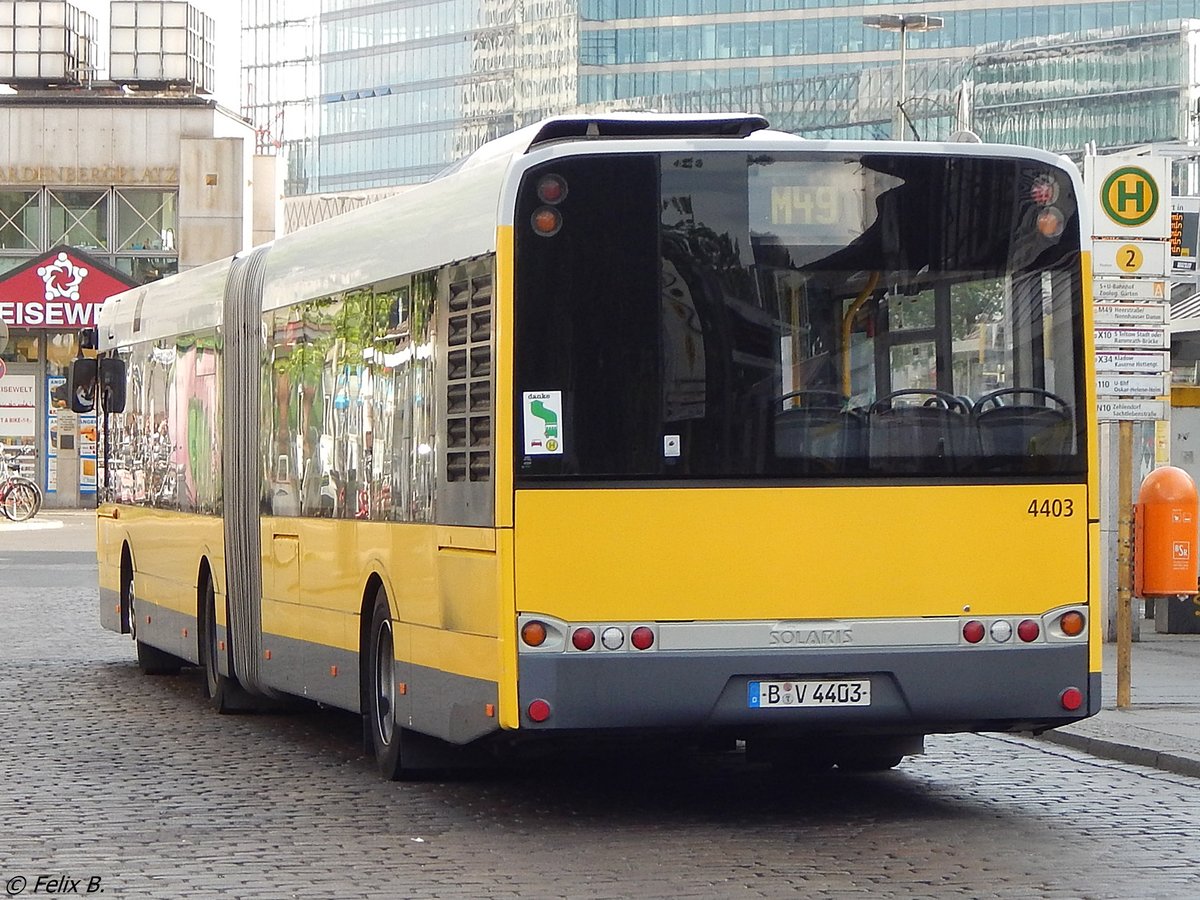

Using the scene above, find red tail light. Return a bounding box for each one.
[527,699,551,722]
[631,626,655,650]
[537,174,567,204]
[571,627,596,651]
[962,621,985,644]
[1060,687,1083,711]
[1017,619,1041,642]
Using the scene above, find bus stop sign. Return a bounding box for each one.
[1085,155,1171,241]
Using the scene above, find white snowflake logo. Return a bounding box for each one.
[38,251,88,301]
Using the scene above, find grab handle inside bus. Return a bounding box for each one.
[840,272,880,396]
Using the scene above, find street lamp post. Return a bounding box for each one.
[862,13,945,140]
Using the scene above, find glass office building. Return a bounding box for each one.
[241,0,1200,192]
[578,1,1200,102]
[969,23,1196,155]
[241,0,321,194]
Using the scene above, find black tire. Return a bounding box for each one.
[2,479,40,521]
[199,575,253,713]
[837,753,903,773]
[366,589,404,780]
[750,740,836,774]
[136,638,183,676]
[122,564,182,675]
[122,561,137,639]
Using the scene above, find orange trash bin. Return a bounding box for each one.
[1135,465,1200,597]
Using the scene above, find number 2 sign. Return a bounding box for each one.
[1092,240,1168,277]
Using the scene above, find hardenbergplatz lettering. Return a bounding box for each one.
[0,165,180,185]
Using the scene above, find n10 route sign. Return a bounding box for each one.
[1096,399,1167,422]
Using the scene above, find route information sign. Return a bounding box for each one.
[1092,279,1168,302]
[1094,302,1169,326]
[1095,351,1170,374]
[1093,326,1169,349]
[1096,399,1167,422]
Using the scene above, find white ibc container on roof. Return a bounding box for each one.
[0,1,98,86]
[108,1,214,93]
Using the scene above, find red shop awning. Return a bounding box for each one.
[0,246,137,330]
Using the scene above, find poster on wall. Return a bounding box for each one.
[0,374,37,474]
[46,375,97,494]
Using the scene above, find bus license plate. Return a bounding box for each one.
[748,679,871,708]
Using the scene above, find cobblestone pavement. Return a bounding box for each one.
[2,529,1200,898]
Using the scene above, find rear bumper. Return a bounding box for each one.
[516,644,1096,734]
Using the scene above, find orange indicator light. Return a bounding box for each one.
[521,621,548,647]
[1036,207,1065,239]
[531,207,562,236]
[1060,611,1086,637]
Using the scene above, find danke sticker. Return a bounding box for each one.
[523,391,564,455]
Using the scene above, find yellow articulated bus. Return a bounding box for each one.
[74,114,1099,777]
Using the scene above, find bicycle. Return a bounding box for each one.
[0,452,42,522]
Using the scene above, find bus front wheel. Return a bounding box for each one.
[125,568,181,676]
[200,576,252,713]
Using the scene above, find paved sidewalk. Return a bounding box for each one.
[0,508,93,550]
[1038,630,1200,778]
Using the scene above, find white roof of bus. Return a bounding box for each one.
[96,116,1086,348]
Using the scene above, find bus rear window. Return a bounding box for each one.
[514,150,1086,482]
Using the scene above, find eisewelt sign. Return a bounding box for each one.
[0,247,136,329]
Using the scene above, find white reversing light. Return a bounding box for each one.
[601,627,625,650]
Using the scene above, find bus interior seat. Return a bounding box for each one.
[868,391,978,473]
[974,391,1074,459]
[774,391,865,471]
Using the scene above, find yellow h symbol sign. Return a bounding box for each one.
[1116,176,1146,214]
[1101,166,1159,228]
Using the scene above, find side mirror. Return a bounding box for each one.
[68,358,97,413]
[99,357,127,413]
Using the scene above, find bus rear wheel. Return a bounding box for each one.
[367,590,404,780]
[837,753,904,772]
